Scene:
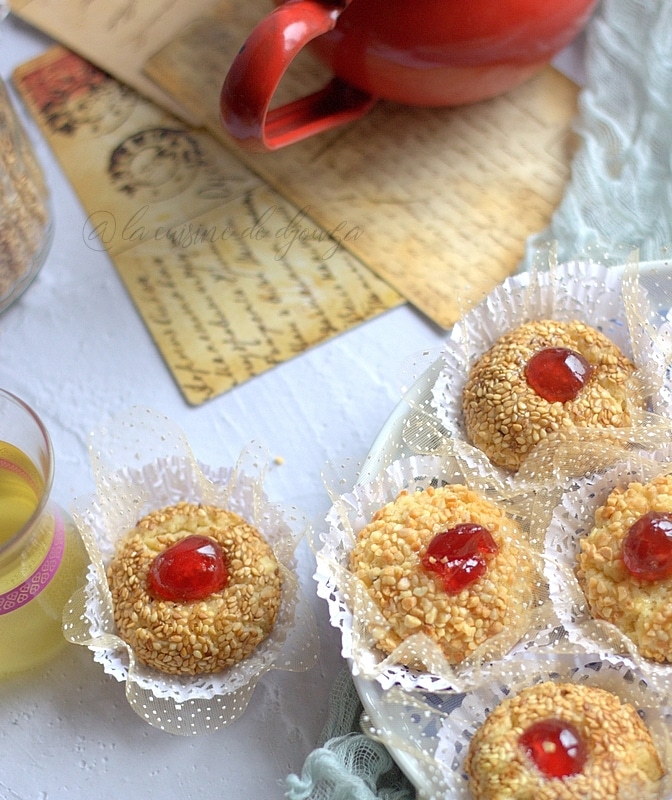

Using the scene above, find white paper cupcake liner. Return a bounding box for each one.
[313,451,554,693]
[545,446,672,697]
[435,652,672,799]
[62,407,318,735]
[362,652,672,800]
[429,259,672,482]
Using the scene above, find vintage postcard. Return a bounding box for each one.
[11,0,582,328]
[144,8,582,328]
[14,48,402,404]
[8,0,225,124]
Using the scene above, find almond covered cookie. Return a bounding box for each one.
[577,473,672,662]
[462,319,639,471]
[107,501,281,675]
[465,681,663,800]
[348,484,537,666]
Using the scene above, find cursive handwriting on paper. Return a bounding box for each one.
[111,184,400,403]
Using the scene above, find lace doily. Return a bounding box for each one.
[313,452,558,693]
[62,406,318,735]
[433,653,672,799]
[546,446,672,696]
[429,257,672,485]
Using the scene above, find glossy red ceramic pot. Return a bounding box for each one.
[220,0,598,151]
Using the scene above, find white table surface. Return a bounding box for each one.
[0,13,583,799]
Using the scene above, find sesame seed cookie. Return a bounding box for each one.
[348,484,537,666]
[107,502,281,676]
[576,473,672,663]
[465,681,663,800]
[462,319,639,471]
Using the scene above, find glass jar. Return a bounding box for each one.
[0,389,89,676]
[0,76,52,314]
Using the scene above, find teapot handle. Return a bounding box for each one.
[220,0,377,151]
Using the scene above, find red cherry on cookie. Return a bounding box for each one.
[147,534,228,601]
[519,718,587,778]
[421,523,498,593]
[622,511,672,581]
[525,347,593,403]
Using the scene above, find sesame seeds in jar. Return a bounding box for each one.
[0,76,51,313]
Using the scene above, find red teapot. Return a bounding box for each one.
[220,0,597,151]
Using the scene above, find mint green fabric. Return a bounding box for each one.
[522,0,672,268]
[284,669,415,800]
[287,1,672,796]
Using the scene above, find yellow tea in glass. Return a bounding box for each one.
[0,389,89,675]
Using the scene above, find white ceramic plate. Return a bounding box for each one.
[352,259,672,799]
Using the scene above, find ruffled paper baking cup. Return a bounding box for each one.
[363,652,672,800]
[440,653,672,799]
[428,257,672,483]
[313,450,558,694]
[545,446,672,697]
[62,407,318,735]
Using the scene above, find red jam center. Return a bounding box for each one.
[622,511,672,581]
[147,534,229,602]
[524,347,593,403]
[519,718,587,779]
[421,523,498,593]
